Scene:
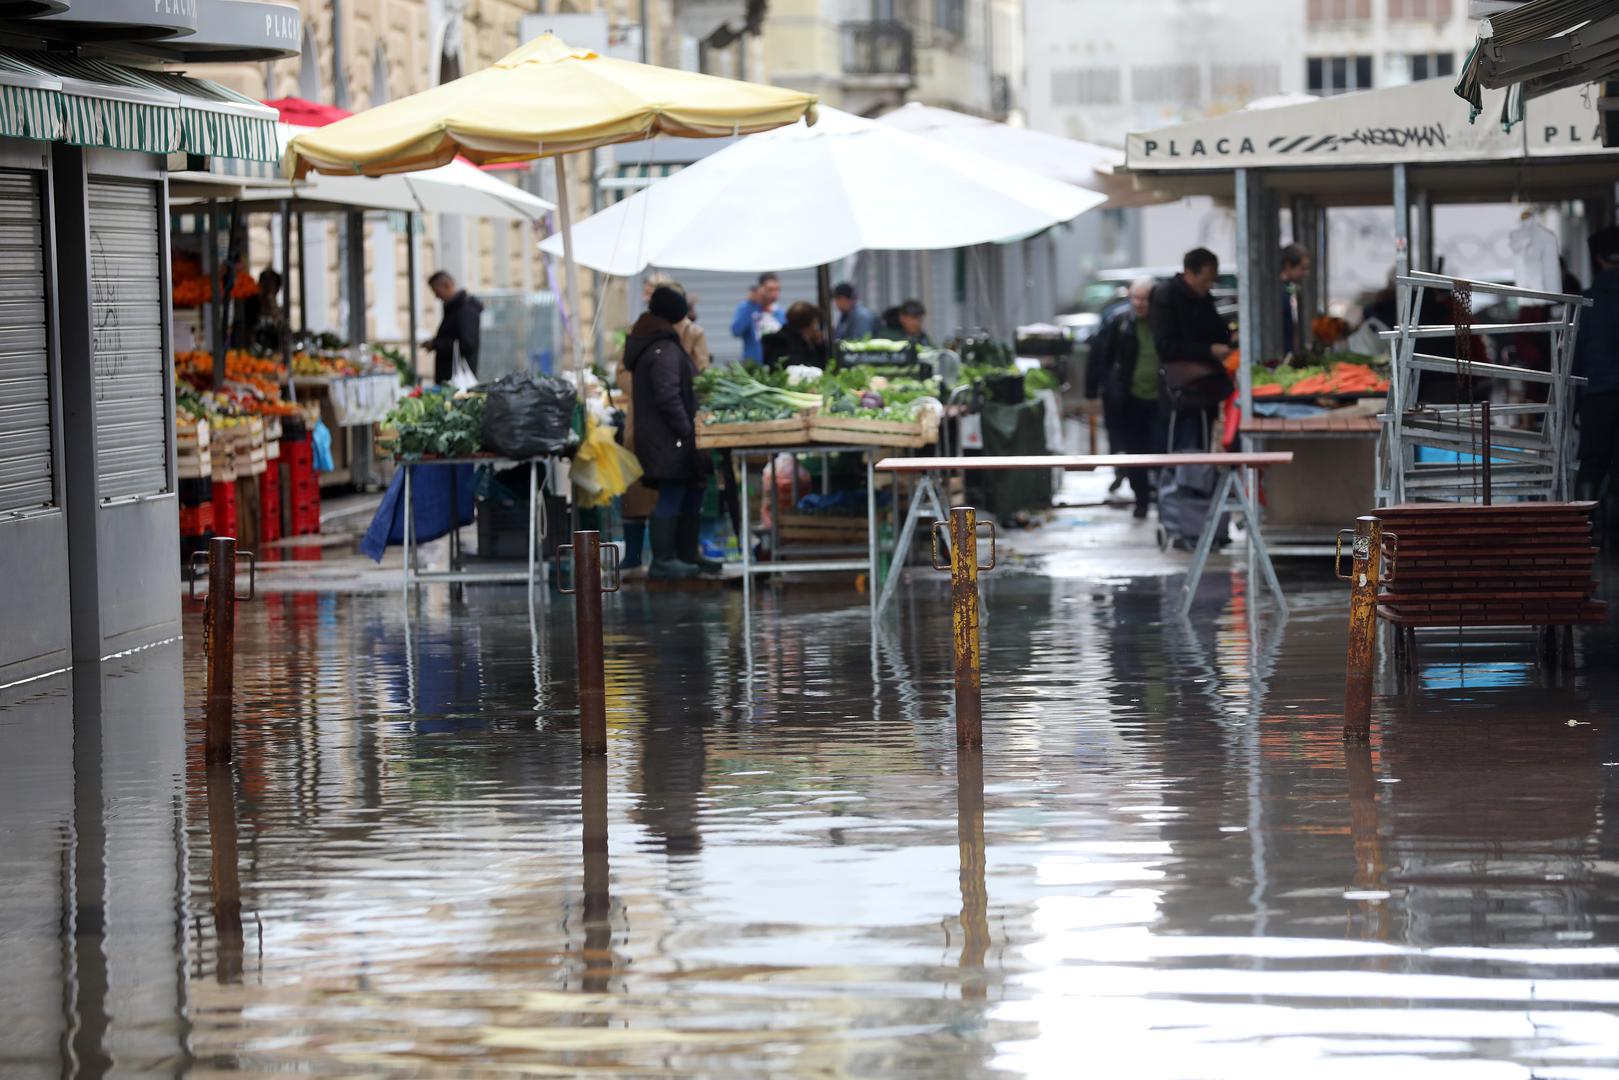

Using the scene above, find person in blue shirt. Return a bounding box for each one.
[730,272,784,364]
[832,282,878,341]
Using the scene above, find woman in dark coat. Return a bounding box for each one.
[623,285,718,579]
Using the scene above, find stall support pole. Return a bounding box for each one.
[406,210,418,384]
[1234,168,1260,427]
[1393,164,1411,279]
[553,155,588,392]
[1340,516,1385,743]
[296,211,308,331]
[204,202,220,390]
[280,200,294,389]
[817,263,833,359]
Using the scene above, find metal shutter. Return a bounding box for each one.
[88,179,168,501]
[0,170,53,515]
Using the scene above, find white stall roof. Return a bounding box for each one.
[1125,77,1605,175]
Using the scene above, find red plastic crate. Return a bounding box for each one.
[214,477,238,539]
[258,465,282,543]
[179,501,212,536]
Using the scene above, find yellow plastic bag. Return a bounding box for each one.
[572,418,643,508]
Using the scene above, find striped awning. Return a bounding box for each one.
[125,70,279,162]
[0,53,60,141]
[0,50,278,163]
[1457,0,1619,124]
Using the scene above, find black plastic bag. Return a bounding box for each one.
[480,372,577,459]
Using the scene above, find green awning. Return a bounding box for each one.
[21,52,180,154]
[0,53,62,141]
[124,70,279,163]
[0,50,278,164]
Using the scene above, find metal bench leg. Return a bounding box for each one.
[1234,466,1288,618]
[1178,467,1236,619]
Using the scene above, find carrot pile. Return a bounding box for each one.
[1252,361,1388,398]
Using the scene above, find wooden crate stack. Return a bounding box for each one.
[1375,502,1607,628]
[177,418,212,563]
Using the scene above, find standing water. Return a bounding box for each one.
[2,563,1617,1077]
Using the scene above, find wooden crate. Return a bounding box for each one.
[808,412,939,448]
[176,418,210,452]
[696,414,810,449]
[777,512,869,544]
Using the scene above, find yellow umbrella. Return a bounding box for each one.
[284,35,818,379]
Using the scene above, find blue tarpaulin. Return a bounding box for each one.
[361,463,476,562]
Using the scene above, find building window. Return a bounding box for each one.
[1051,67,1121,106]
[1211,62,1280,102]
[1407,52,1455,81]
[934,0,965,37]
[1133,63,1201,106]
[1388,0,1453,21]
[1307,0,1371,24]
[1307,55,1373,96]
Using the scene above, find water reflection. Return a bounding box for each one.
[0,568,1616,1074]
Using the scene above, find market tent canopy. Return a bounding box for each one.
[281,33,819,177]
[1456,0,1619,109]
[1124,75,1605,176]
[174,122,553,220]
[876,101,1166,209]
[537,106,1105,275]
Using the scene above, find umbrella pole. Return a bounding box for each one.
[554,154,587,391]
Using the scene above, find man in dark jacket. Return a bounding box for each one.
[425,270,483,384]
[1149,247,1232,452]
[1097,277,1163,517]
[1085,291,1134,496]
[624,285,718,580]
[1576,226,1619,501]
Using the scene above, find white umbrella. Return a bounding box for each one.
[876,102,1165,209]
[173,123,553,221]
[537,106,1104,275]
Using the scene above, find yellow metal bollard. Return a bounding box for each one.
[933,507,997,748]
[1335,515,1395,742]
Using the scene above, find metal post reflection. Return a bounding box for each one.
[580,756,612,995]
[956,748,989,1000]
[205,763,245,983]
[1344,739,1389,941]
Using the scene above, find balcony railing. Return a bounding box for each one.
[841,21,915,81]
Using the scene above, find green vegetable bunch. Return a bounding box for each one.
[383,388,487,457]
[696,366,821,421]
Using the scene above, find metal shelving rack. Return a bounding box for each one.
[1378,270,1591,505]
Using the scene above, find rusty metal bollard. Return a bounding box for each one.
[190,537,255,765]
[932,507,997,748]
[1335,516,1394,742]
[559,531,620,756]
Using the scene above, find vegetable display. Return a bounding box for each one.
[381,388,487,458]
[695,364,942,425]
[1251,360,1388,397]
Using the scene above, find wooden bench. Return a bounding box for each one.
[874,452,1294,619]
[1370,502,1606,667]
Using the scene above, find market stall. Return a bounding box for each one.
[167,100,554,554]
[1123,76,1619,545]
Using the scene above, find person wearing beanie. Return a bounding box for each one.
[623,284,719,580]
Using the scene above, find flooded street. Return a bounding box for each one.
[4,553,1619,1078]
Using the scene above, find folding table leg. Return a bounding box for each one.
[1234,466,1288,617]
[876,471,934,619]
[1178,468,1236,620]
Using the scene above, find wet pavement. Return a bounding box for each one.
[5,496,1619,1077]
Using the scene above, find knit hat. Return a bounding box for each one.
[649,284,689,324]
